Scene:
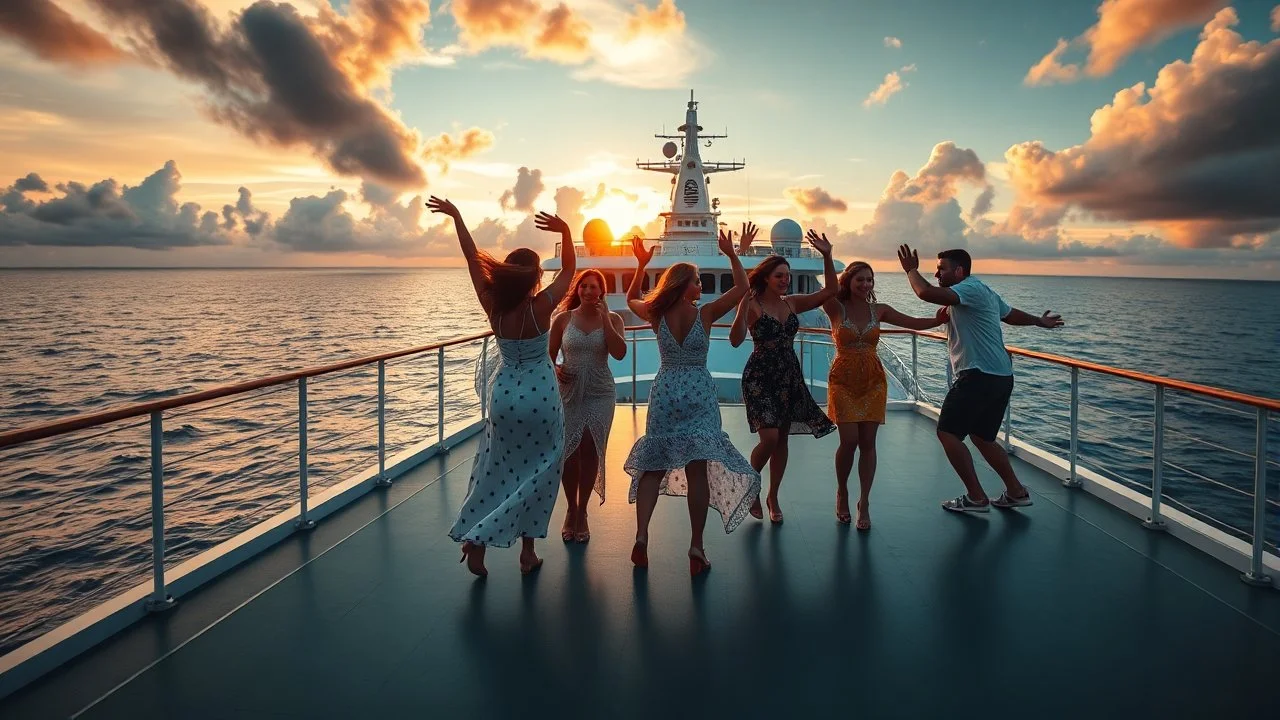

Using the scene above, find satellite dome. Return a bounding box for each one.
[662,141,678,159]
[770,218,803,245]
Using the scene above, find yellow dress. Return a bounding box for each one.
[827,303,887,424]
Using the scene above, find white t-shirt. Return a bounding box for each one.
[947,276,1012,376]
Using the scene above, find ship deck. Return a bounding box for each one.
[4,409,1279,719]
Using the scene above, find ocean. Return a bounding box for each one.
[1,267,1278,655]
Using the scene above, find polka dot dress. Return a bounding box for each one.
[624,312,762,533]
[449,325,565,548]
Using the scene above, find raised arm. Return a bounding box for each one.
[427,196,490,313]
[897,244,959,306]
[538,212,576,307]
[626,235,656,322]
[786,230,839,313]
[1002,307,1064,328]
[605,312,628,360]
[703,222,755,322]
[878,304,949,331]
[728,291,754,347]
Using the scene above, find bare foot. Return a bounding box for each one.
[460,541,487,577]
[749,496,763,520]
[519,548,543,575]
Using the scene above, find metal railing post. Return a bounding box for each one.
[631,330,638,408]
[375,360,390,487]
[1242,409,1273,586]
[1143,385,1167,531]
[437,346,446,446]
[480,337,490,421]
[1064,366,1081,488]
[1002,355,1013,452]
[145,411,174,612]
[296,377,315,530]
[911,334,918,402]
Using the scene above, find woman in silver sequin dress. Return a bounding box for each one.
[548,269,627,543]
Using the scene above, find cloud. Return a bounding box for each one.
[0,160,231,249]
[1006,8,1280,247]
[0,0,124,65]
[421,127,496,172]
[863,64,915,107]
[1024,0,1228,85]
[784,186,848,214]
[8,0,462,189]
[1273,5,1280,32]
[624,0,685,38]
[499,166,545,211]
[970,184,996,219]
[450,0,703,88]
[883,36,902,49]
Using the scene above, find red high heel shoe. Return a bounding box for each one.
[688,547,711,577]
[631,539,648,568]
[460,541,487,577]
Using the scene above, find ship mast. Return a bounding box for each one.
[636,90,745,249]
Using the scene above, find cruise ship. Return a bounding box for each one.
[0,94,1277,718]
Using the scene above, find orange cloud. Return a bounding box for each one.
[421,128,497,171]
[624,0,685,38]
[1025,0,1228,85]
[0,0,123,65]
[1007,9,1280,247]
[312,0,435,89]
[784,187,848,214]
[531,3,593,62]
[451,0,541,50]
[1273,5,1280,32]
[863,64,915,107]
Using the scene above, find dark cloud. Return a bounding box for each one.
[0,161,229,249]
[0,0,123,65]
[1008,9,1280,247]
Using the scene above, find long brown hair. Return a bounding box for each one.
[558,269,608,312]
[747,255,790,296]
[478,247,541,317]
[643,262,698,320]
[837,261,877,304]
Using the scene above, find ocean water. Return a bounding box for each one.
[0,268,1277,655]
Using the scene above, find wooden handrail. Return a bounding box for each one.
[3,324,1275,451]
[0,331,494,449]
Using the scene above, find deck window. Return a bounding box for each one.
[720,273,733,293]
[700,273,715,293]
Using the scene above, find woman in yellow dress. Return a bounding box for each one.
[823,261,946,530]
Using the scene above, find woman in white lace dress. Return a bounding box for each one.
[548,269,627,543]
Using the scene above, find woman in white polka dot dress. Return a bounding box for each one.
[428,196,576,577]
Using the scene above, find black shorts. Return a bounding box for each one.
[937,370,1013,442]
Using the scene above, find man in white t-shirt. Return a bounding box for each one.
[897,245,1064,513]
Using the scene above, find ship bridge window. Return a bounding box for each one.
[719,273,732,293]
[700,273,715,293]
[623,272,652,293]
[603,273,617,293]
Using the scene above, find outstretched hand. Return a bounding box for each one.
[738,221,758,252]
[632,235,655,265]
[534,211,570,235]
[717,227,737,256]
[1038,311,1064,329]
[897,244,920,273]
[426,195,461,220]
[805,229,833,256]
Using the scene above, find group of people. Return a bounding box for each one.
[426,196,1064,577]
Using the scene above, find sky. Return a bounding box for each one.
[0,0,1278,279]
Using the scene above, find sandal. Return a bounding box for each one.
[836,489,851,525]
[688,547,711,577]
[855,500,871,532]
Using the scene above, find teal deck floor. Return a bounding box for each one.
[6,409,1280,718]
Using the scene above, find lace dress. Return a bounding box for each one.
[740,301,836,437]
[558,321,616,503]
[449,301,565,547]
[623,312,761,533]
[827,302,887,424]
